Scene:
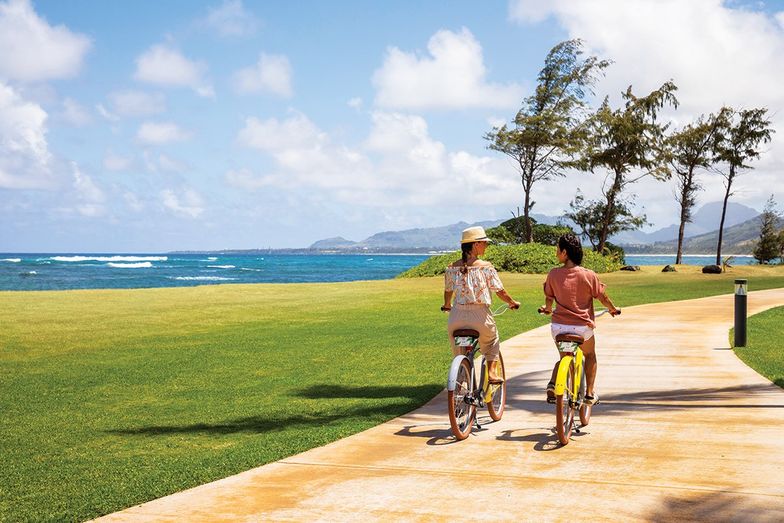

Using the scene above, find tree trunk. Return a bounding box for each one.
[715,171,734,266]
[598,171,622,253]
[523,190,532,243]
[675,172,692,265]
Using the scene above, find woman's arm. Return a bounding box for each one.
[442,290,453,311]
[495,289,520,309]
[597,291,620,315]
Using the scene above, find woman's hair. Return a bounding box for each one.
[558,233,583,265]
[460,242,474,274]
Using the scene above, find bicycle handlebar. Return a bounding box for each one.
[538,307,621,317]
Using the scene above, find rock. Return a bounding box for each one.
[620,265,641,271]
[662,265,677,272]
[702,264,722,274]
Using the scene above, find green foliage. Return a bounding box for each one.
[533,223,574,245]
[486,224,516,244]
[566,189,646,250]
[397,243,622,278]
[603,241,626,265]
[753,196,783,264]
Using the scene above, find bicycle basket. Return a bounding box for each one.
[556,340,579,353]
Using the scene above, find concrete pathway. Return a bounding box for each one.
[96,289,784,522]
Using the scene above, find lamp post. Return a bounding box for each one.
[734,279,747,347]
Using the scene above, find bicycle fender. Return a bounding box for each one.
[447,355,469,391]
[554,356,573,395]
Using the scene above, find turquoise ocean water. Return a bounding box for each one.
[0,253,756,291]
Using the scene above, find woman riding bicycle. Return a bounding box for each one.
[540,233,619,405]
[442,226,520,384]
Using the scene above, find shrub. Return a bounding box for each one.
[397,243,622,278]
[533,223,574,245]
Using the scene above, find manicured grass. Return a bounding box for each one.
[732,306,784,388]
[2,265,783,521]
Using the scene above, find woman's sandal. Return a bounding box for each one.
[584,393,600,405]
[546,382,556,404]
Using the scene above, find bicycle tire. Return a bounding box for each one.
[555,359,575,445]
[486,353,506,421]
[448,358,475,440]
[578,365,592,426]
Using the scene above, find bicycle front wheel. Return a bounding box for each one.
[486,354,506,421]
[448,358,475,440]
[555,359,575,445]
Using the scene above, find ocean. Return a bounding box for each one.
[0,253,757,292]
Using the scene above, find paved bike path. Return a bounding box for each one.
[96,289,784,522]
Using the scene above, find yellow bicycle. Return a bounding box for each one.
[540,308,620,445]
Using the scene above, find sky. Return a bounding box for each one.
[1,0,783,252]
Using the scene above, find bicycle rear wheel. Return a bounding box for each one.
[448,358,475,440]
[555,359,575,445]
[486,354,506,421]
[578,365,592,426]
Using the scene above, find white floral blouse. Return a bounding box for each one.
[444,265,504,306]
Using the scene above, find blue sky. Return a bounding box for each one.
[1,0,783,252]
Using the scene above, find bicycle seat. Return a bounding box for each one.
[453,329,479,338]
[555,333,584,345]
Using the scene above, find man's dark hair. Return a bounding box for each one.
[558,233,583,265]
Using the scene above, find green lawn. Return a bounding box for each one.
[2,265,783,521]
[733,305,784,388]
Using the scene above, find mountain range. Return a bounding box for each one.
[309,202,767,254]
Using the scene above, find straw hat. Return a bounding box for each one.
[461,226,490,244]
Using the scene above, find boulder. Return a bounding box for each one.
[620,265,641,271]
[702,264,722,274]
[662,264,677,272]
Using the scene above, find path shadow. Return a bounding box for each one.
[394,414,496,446]
[108,400,417,437]
[646,490,784,522]
[294,384,442,401]
[497,428,561,452]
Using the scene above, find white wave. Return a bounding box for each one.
[207,257,218,261]
[207,265,235,269]
[1,258,21,262]
[19,270,37,276]
[107,262,153,268]
[172,276,237,281]
[240,267,262,272]
[51,255,167,263]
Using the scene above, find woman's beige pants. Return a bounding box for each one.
[447,304,500,361]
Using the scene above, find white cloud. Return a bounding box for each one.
[103,151,132,172]
[372,27,524,109]
[508,0,784,227]
[61,97,92,126]
[158,153,186,172]
[233,53,292,97]
[161,188,204,218]
[137,121,191,145]
[71,162,106,217]
[108,90,166,117]
[203,0,259,37]
[96,103,119,122]
[0,0,91,82]
[134,44,213,97]
[0,81,54,189]
[348,97,363,110]
[234,109,519,211]
[124,192,145,212]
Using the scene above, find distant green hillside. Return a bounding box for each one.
[627,215,782,254]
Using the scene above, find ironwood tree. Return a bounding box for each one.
[711,107,774,265]
[574,81,679,253]
[484,39,609,243]
[666,112,723,264]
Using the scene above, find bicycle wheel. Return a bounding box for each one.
[555,359,575,445]
[578,365,592,426]
[486,354,506,421]
[448,358,475,440]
